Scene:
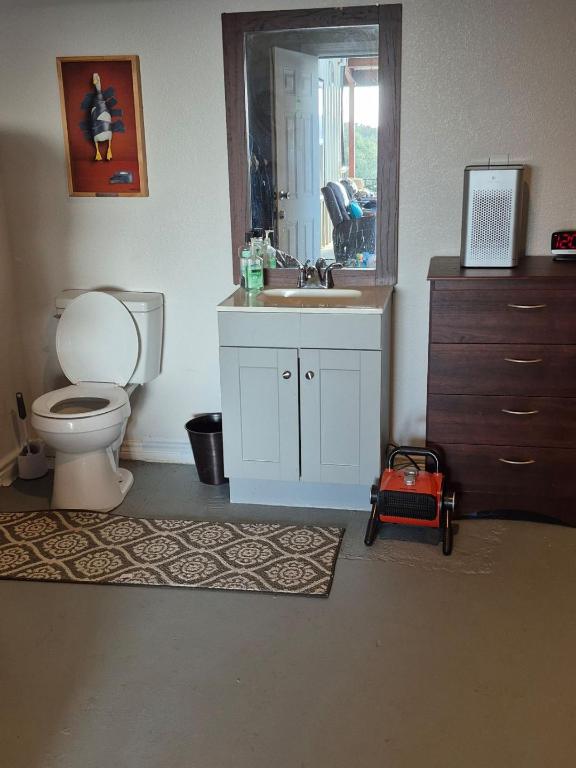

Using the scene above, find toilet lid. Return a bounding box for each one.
[56,292,139,385]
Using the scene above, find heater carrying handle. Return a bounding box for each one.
[386,446,440,474]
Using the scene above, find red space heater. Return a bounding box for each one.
[364,446,456,556]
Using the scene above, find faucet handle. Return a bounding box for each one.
[325,262,343,288]
[297,259,311,287]
[315,257,327,286]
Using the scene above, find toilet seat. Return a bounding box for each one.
[32,384,131,439]
[56,291,139,386]
[32,383,129,420]
[32,292,136,431]
[34,291,138,424]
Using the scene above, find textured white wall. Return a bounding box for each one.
[0,0,575,460]
[0,181,28,475]
[395,0,576,441]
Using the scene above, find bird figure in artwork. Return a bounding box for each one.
[79,73,125,161]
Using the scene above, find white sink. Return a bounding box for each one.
[262,288,362,299]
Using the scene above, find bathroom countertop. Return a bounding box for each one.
[217,285,393,314]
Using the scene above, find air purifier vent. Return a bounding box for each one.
[470,188,513,264]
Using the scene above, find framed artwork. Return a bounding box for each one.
[56,55,148,196]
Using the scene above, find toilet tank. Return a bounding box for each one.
[56,290,164,384]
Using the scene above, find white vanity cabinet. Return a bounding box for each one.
[219,346,300,482]
[298,348,382,486]
[217,288,392,510]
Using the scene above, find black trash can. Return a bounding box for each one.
[185,413,226,485]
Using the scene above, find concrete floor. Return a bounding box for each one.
[1,461,575,768]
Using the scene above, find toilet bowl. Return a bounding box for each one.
[33,383,133,511]
[31,290,163,512]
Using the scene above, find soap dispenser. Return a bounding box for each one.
[264,230,277,269]
[246,235,264,292]
[239,232,252,288]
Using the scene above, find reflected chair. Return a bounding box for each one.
[321,181,376,263]
[340,177,377,211]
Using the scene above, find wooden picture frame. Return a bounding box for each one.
[221,5,402,286]
[56,55,148,197]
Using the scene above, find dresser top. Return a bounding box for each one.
[428,256,576,282]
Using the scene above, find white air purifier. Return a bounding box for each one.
[460,165,525,268]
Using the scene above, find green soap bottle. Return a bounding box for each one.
[264,230,277,269]
[239,243,251,288]
[246,238,264,292]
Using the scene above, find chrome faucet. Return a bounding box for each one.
[293,257,343,288]
[315,258,343,288]
[296,259,315,288]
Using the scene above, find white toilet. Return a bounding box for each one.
[31,289,163,512]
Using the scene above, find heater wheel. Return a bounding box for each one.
[442,493,455,556]
[364,489,380,546]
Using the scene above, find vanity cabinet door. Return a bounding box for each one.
[219,347,299,481]
[299,349,381,485]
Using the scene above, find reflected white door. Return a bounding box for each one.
[273,47,320,262]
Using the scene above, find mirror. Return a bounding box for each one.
[246,26,379,270]
[222,6,401,285]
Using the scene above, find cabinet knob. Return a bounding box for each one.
[282,370,291,380]
[305,371,315,380]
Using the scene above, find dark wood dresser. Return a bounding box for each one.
[427,256,576,525]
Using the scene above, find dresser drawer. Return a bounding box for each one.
[434,443,576,497]
[428,395,576,448]
[430,290,576,343]
[428,344,576,396]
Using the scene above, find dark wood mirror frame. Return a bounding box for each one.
[222,4,402,287]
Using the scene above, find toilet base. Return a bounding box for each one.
[51,448,134,512]
[117,467,134,498]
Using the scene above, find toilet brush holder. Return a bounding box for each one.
[17,439,49,480]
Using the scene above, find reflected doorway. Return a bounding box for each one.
[246,25,379,269]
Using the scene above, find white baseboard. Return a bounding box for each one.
[0,448,20,487]
[1,440,194,483]
[120,438,194,465]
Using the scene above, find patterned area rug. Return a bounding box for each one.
[0,511,343,596]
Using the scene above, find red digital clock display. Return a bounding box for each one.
[551,230,576,252]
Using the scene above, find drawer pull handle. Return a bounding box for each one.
[504,357,543,364]
[507,303,547,310]
[498,458,536,466]
[501,408,539,416]
[305,371,315,380]
[282,370,292,380]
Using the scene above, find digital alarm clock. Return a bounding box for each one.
[552,230,576,261]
